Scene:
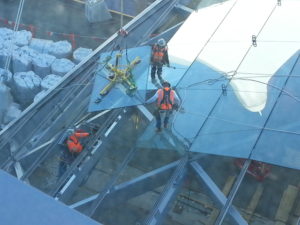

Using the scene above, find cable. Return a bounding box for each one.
[232,77,300,102]
[174,1,239,91]
[170,0,240,147]
[171,72,300,140]
[4,0,26,70]
[182,109,300,137]
[172,2,279,147]
[178,74,300,102]
[207,40,300,43]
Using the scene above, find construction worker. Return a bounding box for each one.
[146,81,180,132]
[66,129,90,153]
[58,129,90,177]
[150,38,170,82]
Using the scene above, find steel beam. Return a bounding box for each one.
[88,146,138,217]
[68,161,181,213]
[143,156,188,225]
[175,3,194,16]
[122,0,180,48]
[141,21,184,46]
[215,159,251,225]
[0,64,97,170]
[0,0,180,167]
[18,132,64,181]
[137,105,154,121]
[78,160,180,213]
[190,161,248,225]
[52,108,125,200]
[15,138,55,161]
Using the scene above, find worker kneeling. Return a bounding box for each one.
[58,129,90,177]
[67,130,90,153]
[146,81,180,132]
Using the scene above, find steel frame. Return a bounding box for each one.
[191,161,248,225]
[143,156,188,225]
[0,1,251,225]
[0,0,180,169]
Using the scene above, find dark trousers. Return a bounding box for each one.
[58,150,78,177]
[155,110,172,129]
[151,64,163,80]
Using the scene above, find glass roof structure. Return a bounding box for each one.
[1,0,300,225]
[90,0,300,169]
[88,46,151,112]
[168,0,300,170]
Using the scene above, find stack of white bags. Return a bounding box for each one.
[0,27,93,128]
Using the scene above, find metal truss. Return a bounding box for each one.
[0,0,182,170]
[65,154,248,225]
[0,1,249,225]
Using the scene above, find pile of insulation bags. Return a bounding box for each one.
[0,27,93,129]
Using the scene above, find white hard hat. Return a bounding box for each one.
[67,129,74,136]
[157,38,166,47]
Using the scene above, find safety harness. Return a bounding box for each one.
[152,45,167,63]
[158,88,174,110]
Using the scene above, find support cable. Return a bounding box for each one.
[4,0,26,70]
[171,0,239,144]
[215,30,300,225]
[173,1,279,145]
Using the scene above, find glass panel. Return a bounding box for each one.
[251,108,300,170]
[224,161,300,225]
[0,143,12,169]
[163,153,239,225]
[168,0,236,67]
[3,1,300,225]
[199,155,239,193]
[88,46,151,112]
[26,147,62,193]
[198,0,275,73]
[163,163,224,225]
[173,47,299,165]
[250,51,300,170]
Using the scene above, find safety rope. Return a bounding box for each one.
[4,0,26,71]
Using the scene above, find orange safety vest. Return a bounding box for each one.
[157,87,174,110]
[67,132,89,153]
[152,45,167,63]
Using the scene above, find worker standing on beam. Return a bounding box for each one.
[58,129,90,177]
[146,81,180,132]
[150,38,170,83]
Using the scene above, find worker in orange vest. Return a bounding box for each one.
[150,38,170,82]
[146,81,180,132]
[58,129,90,177]
[66,130,90,153]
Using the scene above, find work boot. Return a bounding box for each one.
[156,127,162,132]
